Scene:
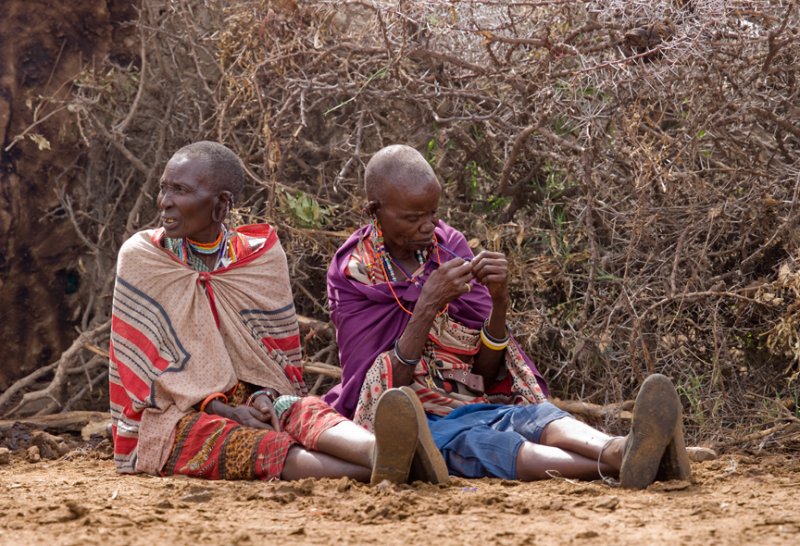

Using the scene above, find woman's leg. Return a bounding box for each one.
[314,395,447,483]
[536,373,685,482]
[516,441,616,481]
[538,416,625,471]
[314,420,375,468]
[281,419,380,481]
[282,391,421,484]
[307,412,422,484]
[280,446,371,481]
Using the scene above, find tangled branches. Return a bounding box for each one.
[4,0,799,448]
[0,1,223,417]
[212,0,800,440]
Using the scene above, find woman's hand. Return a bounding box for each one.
[470,251,511,382]
[391,258,472,383]
[418,257,474,313]
[247,393,281,431]
[471,251,509,303]
[206,397,280,431]
[228,404,278,431]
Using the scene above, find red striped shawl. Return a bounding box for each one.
[108,224,305,474]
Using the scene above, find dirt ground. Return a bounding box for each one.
[1,446,799,546]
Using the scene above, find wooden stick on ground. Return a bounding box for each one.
[0,411,110,434]
[550,398,634,421]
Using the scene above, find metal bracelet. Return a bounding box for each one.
[246,389,276,406]
[482,319,510,344]
[393,339,421,367]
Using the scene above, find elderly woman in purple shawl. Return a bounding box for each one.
[325,144,692,488]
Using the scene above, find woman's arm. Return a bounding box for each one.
[205,393,280,431]
[391,258,475,385]
[470,251,511,384]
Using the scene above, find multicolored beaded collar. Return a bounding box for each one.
[171,225,237,272]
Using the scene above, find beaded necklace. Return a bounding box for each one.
[171,225,235,272]
[370,218,448,318]
[187,229,224,255]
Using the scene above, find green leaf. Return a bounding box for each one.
[285,190,328,228]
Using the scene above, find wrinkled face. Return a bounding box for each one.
[374,175,441,259]
[156,154,223,242]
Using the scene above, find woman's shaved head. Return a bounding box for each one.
[171,141,245,203]
[364,144,440,203]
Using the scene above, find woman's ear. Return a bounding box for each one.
[213,191,233,223]
[365,200,380,216]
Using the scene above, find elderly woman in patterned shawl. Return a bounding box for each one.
[324,144,693,488]
[109,141,447,484]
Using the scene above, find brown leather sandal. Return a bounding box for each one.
[400,386,450,485]
[370,388,419,485]
[656,418,693,482]
[620,374,681,489]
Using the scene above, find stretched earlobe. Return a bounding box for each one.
[213,193,232,224]
[365,200,380,216]
[212,205,224,224]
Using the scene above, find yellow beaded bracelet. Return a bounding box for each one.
[480,326,510,351]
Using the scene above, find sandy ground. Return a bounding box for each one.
[1,445,800,546]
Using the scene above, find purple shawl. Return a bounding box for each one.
[324,220,549,418]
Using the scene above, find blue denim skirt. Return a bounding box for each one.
[428,402,570,480]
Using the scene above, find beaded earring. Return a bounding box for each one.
[370,216,398,282]
[365,217,378,284]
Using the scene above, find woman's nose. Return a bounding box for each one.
[156,194,165,209]
[158,191,172,209]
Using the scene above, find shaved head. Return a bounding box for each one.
[365,144,440,203]
[172,141,245,203]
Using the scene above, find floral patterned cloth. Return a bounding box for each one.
[163,396,346,480]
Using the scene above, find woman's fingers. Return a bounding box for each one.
[474,265,508,283]
[246,419,274,430]
[224,404,279,432]
[472,252,506,269]
[238,412,272,429]
[250,401,281,432]
[472,250,505,264]
[440,258,473,281]
[470,252,510,301]
[418,257,479,309]
[427,259,472,288]
[472,253,508,283]
[267,406,281,432]
[439,257,472,273]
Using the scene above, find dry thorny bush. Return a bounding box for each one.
[3,0,799,450]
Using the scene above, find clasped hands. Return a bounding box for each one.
[207,390,281,431]
[419,250,509,311]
